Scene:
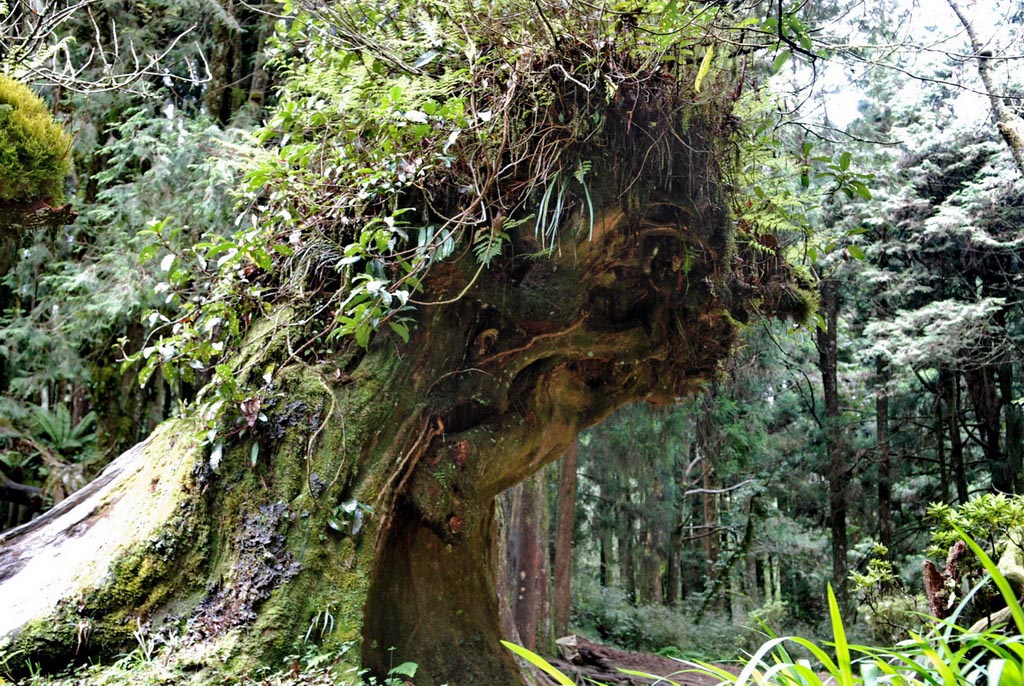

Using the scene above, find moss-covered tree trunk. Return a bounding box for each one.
[0,102,799,685]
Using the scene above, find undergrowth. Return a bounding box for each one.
[509,528,1024,685]
[1,639,416,686]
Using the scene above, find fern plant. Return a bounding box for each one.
[27,405,96,460]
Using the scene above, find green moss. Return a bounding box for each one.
[3,614,136,676]
[86,499,210,619]
[0,76,72,204]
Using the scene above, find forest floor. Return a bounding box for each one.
[545,636,739,685]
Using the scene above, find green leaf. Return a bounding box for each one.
[252,249,272,271]
[389,662,418,678]
[694,44,715,93]
[389,321,410,343]
[771,50,791,74]
[847,244,865,260]
[839,151,852,171]
[139,243,159,263]
[501,641,574,686]
[850,181,872,200]
[355,322,371,348]
[250,442,259,467]
[827,584,853,686]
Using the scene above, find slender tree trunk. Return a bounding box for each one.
[205,1,236,124]
[697,391,720,588]
[666,523,682,605]
[965,367,1008,492]
[876,356,893,551]
[598,511,614,588]
[746,548,759,608]
[503,471,552,653]
[817,277,849,611]
[244,4,274,110]
[701,457,720,583]
[638,528,663,605]
[618,502,637,603]
[942,369,969,503]
[552,442,577,638]
[726,567,739,621]
[999,363,1023,494]
[936,385,950,503]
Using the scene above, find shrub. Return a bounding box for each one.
[571,579,747,661]
[0,76,72,205]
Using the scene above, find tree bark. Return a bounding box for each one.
[0,99,793,684]
[942,368,969,503]
[999,363,1023,494]
[666,524,681,605]
[817,276,849,611]
[936,383,950,503]
[598,492,614,589]
[638,528,663,606]
[697,391,720,589]
[618,500,638,604]
[965,367,1008,492]
[552,442,577,638]
[501,470,552,653]
[876,356,892,551]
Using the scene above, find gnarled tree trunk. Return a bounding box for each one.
[0,101,800,686]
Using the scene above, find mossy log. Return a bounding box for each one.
[0,107,798,685]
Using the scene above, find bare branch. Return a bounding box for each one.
[945,0,1024,177]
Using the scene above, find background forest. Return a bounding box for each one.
[1,0,1024,679]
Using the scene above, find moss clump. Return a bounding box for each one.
[0,76,72,204]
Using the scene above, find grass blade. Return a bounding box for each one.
[501,640,576,686]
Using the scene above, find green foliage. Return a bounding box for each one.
[0,76,71,205]
[571,579,747,661]
[27,404,97,459]
[327,499,373,537]
[927,494,1024,562]
[850,545,899,591]
[633,578,1023,686]
[3,618,417,686]
[1,100,249,463]
[730,92,873,269]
